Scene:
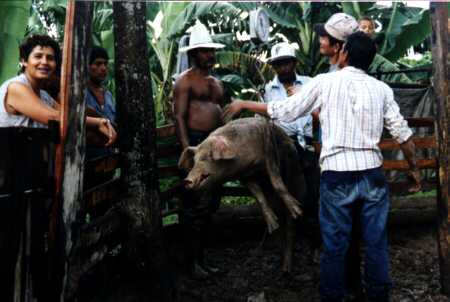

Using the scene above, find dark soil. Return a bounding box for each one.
[87,216,449,302]
[175,222,448,302]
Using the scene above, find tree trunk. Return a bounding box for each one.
[430,2,450,296]
[51,2,92,301]
[113,2,174,301]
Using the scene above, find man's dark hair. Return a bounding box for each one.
[89,46,109,65]
[327,33,344,49]
[344,31,377,71]
[19,34,61,71]
[314,24,344,50]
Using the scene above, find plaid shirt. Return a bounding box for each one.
[267,66,412,172]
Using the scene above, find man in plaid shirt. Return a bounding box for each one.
[223,32,421,302]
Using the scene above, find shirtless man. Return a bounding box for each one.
[173,48,223,150]
[173,21,224,279]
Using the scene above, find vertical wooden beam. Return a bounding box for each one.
[430,2,450,296]
[50,1,93,300]
[113,2,174,300]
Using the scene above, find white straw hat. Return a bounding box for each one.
[267,42,297,64]
[179,20,225,53]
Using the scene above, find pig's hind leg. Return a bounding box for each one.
[265,159,303,219]
[244,180,279,233]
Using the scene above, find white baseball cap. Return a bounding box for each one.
[267,42,297,64]
[314,13,358,42]
[179,20,225,53]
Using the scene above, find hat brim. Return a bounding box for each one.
[179,43,225,53]
[267,55,297,64]
[313,23,328,37]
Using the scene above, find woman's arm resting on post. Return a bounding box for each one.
[6,82,59,124]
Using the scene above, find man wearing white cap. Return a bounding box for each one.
[314,13,364,301]
[264,42,321,252]
[314,13,359,72]
[173,20,225,279]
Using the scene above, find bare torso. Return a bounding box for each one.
[178,68,224,132]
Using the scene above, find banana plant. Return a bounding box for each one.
[0,0,31,84]
[215,51,275,101]
[341,2,431,82]
[147,2,246,124]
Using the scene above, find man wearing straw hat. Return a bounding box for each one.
[264,42,321,256]
[173,20,225,279]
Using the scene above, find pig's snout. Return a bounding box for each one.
[183,178,195,190]
[184,173,210,190]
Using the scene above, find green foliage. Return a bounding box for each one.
[1,1,433,126]
[369,54,413,83]
[215,51,275,102]
[30,0,66,39]
[222,196,255,206]
[377,3,431,62]
[398,51,432,68]
[407,189,436,199]
[0,0,31,84]
[222,181,255,206]
[341,2,375,19]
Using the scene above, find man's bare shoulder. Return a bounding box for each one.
[174,68,196,89]
[208,75,222,85]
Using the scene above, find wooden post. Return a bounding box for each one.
[430,2,450,296]
[50,1,93,300]
[113,2,174,300]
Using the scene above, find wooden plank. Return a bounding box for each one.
[406,117,435,128]
[48,1,77,300]
[83,178,122,215]
[157,144,181,158]
[430,2,450,295]
[383,158,437,170]
[49,2,94,301]
[379,136,437,150]
[389,179,437,195]
[160,181,185,202]
[158,165,180,178]
[222,186,252,197]
[156,124,176,139]
[85,154,120,174]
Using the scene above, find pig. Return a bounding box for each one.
[178,117,306,273]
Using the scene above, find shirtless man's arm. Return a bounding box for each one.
[173,75,191,151]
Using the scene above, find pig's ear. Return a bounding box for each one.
[178,146,197,171]
[211,137,236,160]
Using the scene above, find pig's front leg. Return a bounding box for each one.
[244,180,279,233]
[265,160,303,219]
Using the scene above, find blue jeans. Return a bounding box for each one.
[319,168,392,302]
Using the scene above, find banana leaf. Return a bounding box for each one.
[0,0,31,83]
[369,54,413,83]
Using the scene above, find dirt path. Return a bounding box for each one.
[178,224,449,302]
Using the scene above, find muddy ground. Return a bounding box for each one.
[87,210,448,302]
[175,222,448,302]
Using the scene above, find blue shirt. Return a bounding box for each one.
[85,87,116,160]
[85,87,116,123]
[263,74,312,148]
